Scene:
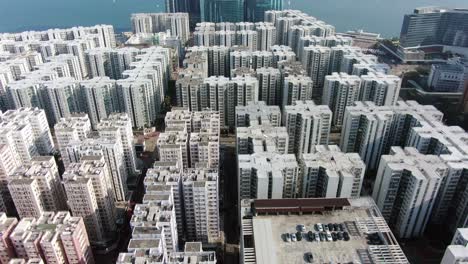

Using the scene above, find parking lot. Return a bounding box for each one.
[254,209,373,264]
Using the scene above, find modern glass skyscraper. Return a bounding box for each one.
[400,7,468,48]
[200,0,245,23]
[245,0,283,22]
[165,0,201,28]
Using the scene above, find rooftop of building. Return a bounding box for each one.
[241,197,408,264]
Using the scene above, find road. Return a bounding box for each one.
[220,134,240,264]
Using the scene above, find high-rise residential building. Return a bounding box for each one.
[0,145,20,213]
[167,242,216,263]
[62,156,117,244]
[40,78,84,125]
[47,54,84,80]
[235,30,258,51]
[200,0,245,23]
[131,13,190,43]
[255,22,277,51]
[131,195,179,252]
[244,0,283,22]
[0,108,54,156]
[182,169,220,243]
[0,120,38,165]
[0,213,17,264]
[283,100,332,155]
[238,152,299,199]
[97,113,138,176]
[340,101,444,170]
[299,145,365,198]
[8,211,94,264]
[256,67,281,105]
[80,77,120,129]
[400,7,468,48]
[236,125,289,155]
[373,147,444,238]
[65,136,128,202]
[302,46,331,101]
[176,75,205,112]
[297,35,352,60]
[165,108,220,134]
[84,48,140,80]
[116,78,156,129]
[359,72,401,106]
[442,228,468,264]
[282,75,314,109]
[144,161,184,240]
[119,47,171,127]
[9,156,66,218]
[189,129,219,169]
[235,101,282,127]
[203,76,258,127]
[54,114,92,167]
[157,130,189,169]
[322,73,361,128]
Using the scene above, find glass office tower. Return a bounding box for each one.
[200,0,245,23]
[245,0,283,22]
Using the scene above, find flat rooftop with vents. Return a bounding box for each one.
[240,197,409,264]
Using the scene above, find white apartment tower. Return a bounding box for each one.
[235,101,281,127]
[0,108,54,156]
[65,136,128,202]
[236,125,289,155]
[80,77,120,128]
[182,169,220,243]
[0,213,17,263]
[97,113,138,176]
[302,46,331,101]
[359,72,401,106]
[284,100,332,155]
[300,145,365,198]
[323,73,362,128]
[340,101,444,170]
[0,145,20,213]
[282,75,314,109]
[372,147,444,238]
[54,114,92,167]
[256,67,281,105]
[157,131,189,169]
[62,156,117,244]
[238,152,300,200]
[8,156,67,218]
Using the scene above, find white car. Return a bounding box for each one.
[285,233,291,242]
[317,223,324,232]
[291,233,297,242]
[326,232,333,242]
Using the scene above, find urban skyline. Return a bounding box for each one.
[0,2,468,264]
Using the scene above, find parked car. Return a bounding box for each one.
[319,232,325,241]
[296,232,303,241]
[343,232,350,241]
[305,252,313,263]
[308,231,314,241]
[337,232,343,240]
[328,223,334,231]
[291,233,297,242]
[317,223,324,232]
[333,223,339,231]
[340,223,346,231]
[331,232,337,241]
[326,232,333,242]
[298,224,306,232]
[285,233,291,242]
[323,224,329,232]
[315,232,320,242]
